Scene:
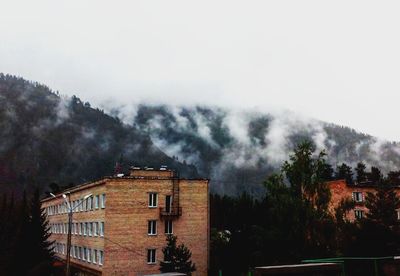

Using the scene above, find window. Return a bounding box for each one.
[75,223,79,235]
[148,220,157,235]
[79,199,83,212]
[165,195,172,213]
[83,222,87,236]
[87,248,92,263]
[100,194,106,209]
[165,220,173,234]
[147,249,156,264]
[355,209,364,219]
[83,198,87,211]
[88,197,92,210]
[79,223,83,235]
[93,249,97,264]
[99,222,104,237]
[83,247,87,261]
[95,195,99,209]
[78,247,82,260]
[352,191,363,202]
[88,222,92,236]
[149,193,158,207]
[75,246,78,258]
[98,250,104,266]
[93,222,98,236]
[397,209,400,220]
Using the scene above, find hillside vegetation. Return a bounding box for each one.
[0,74,197,195]
[2,74,400,196]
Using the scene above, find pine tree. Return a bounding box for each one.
[26,189,54,273]
[160,234,196,276]
[355,162,367,183]
[336,163,354,184]
[12,191,31,275]
[365,185,400,226]
[350,185,400,256]
[369,166,383,184]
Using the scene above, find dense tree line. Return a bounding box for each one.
[0,74,198,197]
[210,142,400,275]
[3,73,400,198]
[0,189,54,275]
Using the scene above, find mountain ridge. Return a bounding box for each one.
[2,73,400,196]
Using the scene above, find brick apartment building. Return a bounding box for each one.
[327,179,400,221]
[41,167,209,276]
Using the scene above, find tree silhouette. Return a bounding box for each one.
[336,163,353,184]
[160,234,196,275]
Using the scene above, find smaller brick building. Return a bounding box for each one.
[41,167,209,276]
[327,179,400,221]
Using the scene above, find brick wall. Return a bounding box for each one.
[42,180,106,274]
[326,179,399,221]
[42,175,209,276]
[103,178,209,276]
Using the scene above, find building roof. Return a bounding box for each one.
[41,172,209,203]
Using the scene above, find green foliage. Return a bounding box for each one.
[160,234,196,276]
[265,141,336,258]
[348,185,400,257]
[280,141,332,212]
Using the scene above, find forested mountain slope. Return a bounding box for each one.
[0,74,198,195]
[2,73,400,196]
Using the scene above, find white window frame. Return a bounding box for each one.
[355,209,364,219]
[148,220,157,235]
[165,220,173,234]
[93,222,98,236]
[147,249,156,264]
[93,249,97,264]
[352,191,363,202]
[87,248,92,263]
[148,193,158,208]
[100,194,106,209]
[95,195,99,209]
[100,222,104,237]
[82,247,87,261]
[98,250,104,266]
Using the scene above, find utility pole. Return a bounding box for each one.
[66,193,72,276]
[51,192,92,276]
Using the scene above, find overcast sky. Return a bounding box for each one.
[1,1,400,140]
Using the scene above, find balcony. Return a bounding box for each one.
[159,207,182,219]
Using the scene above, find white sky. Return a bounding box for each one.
[1,1,400,141]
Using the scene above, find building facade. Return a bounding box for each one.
[327,179,400,221]
[41,167,209,276]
